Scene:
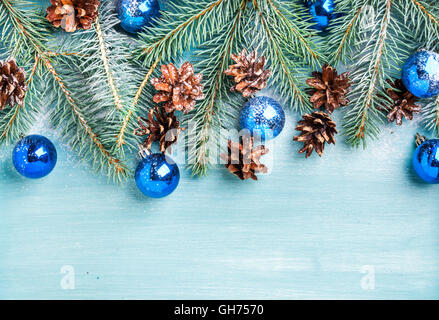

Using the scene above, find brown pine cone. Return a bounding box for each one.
[293,111,337,158]
[46,0,100,32]
[306,64,350,113]
[224,49,271,97]
[384,78,421,125]
[151,62,204,114]
[134,106,184,153]
[219,136,269,181]
[0,58,28,110]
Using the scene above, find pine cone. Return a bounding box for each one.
[134,106,184,153]
[151,62,204,114]
[293,111,337,158]
[306,64,350,113]
[224,49,271,97]
[384,78,421,125]
[46,0,100,32]
[0,58,28,110]
[219,136,269,181]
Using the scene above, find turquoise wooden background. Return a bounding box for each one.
[1,0,439,299]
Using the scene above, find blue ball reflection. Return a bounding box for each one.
[402,49,439,98]
[12,135,57,179]
[306,0,337,31]
[240,96,285,140]
[116,0,160,34]
[135,153,180,198]
[413,139,439,183]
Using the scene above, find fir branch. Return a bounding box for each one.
[411,0,439,25]
[45,58,128,180]
[423,96,439,136]
[263,0,322,68]
[64,0,138,118]
[135,0,241,66]
[327,4,364,64]
[94,16,123,111]
[47,0,138,179]
[44,51,82,57]
[342,0,415,147]
[0,0,129,180]
[343,0,391,146]
[186,0,248,176]
[406,0,439,50]
[0,0,46,144]
[0,0,48,58]
[115,58,159,150]
[251,0,311,113]
[0,54,41,143]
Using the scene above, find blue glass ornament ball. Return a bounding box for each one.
[240,96,285,140]
[116,0,160,34]
[135,153,180,198]
[12,135,57,179]
[402,49,439,98]
[412,139,439,183]
[306,0,336,31]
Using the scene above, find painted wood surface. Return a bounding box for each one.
[1,111,438,299]
[1,0,439,300]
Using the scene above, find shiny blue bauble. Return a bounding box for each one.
[402,49,439,98]
[306,0,337,31]
[12,135,57,179]
[412,139,439,183]
[135,153,180,198]
[116,0,160,34]
[240,96,285,140]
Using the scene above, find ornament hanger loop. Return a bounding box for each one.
[138,145,151,159]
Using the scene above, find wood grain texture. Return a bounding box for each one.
[0,0,438,300]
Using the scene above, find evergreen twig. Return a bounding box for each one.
[328,0,417,147]
[345,0,393,146]
[49,0,138,180]
[250,0,317,113]
[406,0,439,51]
[423,96,439,136]
[186,0,248,176]
[327,4,364,64]
[115,58,159,150]
[0,0,46,144]
[0,0,129,181]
